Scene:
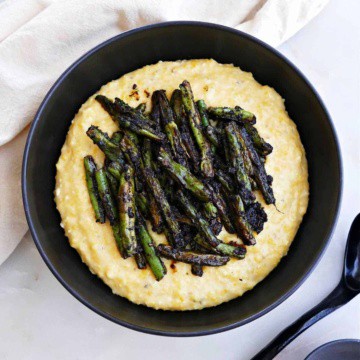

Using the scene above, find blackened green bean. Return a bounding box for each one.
[157,244,230,266]
[118,165,137,256]
[96,95,163,141]
[156,90,188,166]
[224,122,254,205]
[86,126,125,165]
[84,156,105,223]
[237,126,275,205]
[142,140,184,247]
[158,147,210,202]
[208,106,256,124]
[137,213,167,281]
[180,80,214,178]
[95,168,117,225]
[244,123,273,156]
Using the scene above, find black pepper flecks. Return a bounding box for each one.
[170,261,177,272]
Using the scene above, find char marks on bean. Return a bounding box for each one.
[84,80,276,280]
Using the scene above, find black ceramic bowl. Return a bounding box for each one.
[22,22,342,336]
[305,339,360,360]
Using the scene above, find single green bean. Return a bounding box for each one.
[137,213,167,281]
[118,165,137,256]
[180,80,214,177]
[83,156,105,223]
[157,244,230,266]
[95,168,117,225]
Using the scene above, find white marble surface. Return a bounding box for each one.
[0,1,359,359]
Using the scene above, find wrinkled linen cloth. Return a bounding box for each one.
[0,0,329,265]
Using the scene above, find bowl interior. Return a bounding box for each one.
[23,22,341,336]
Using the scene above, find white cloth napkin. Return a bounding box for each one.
[0,0,329,265]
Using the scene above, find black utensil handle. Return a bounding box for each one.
[251,283,357,360]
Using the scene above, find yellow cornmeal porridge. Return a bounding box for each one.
[55,59,309,310]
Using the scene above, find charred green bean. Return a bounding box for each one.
[118,165,137,256]
[95,168,117,225]
[157,244,230,266]
[180,80,214,177]
[84,156,105,223]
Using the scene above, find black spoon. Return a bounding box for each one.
[252,214,360,360]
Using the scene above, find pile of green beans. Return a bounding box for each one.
[83,80,275,280]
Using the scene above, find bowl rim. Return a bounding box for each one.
[305,339,360,359]
[22,20,343,337]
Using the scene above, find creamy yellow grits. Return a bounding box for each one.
[55,59,309,310]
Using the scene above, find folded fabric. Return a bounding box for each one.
[0,0,329,265]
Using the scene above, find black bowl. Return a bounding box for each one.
[22,22,342,336]
[305,339,360,360]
